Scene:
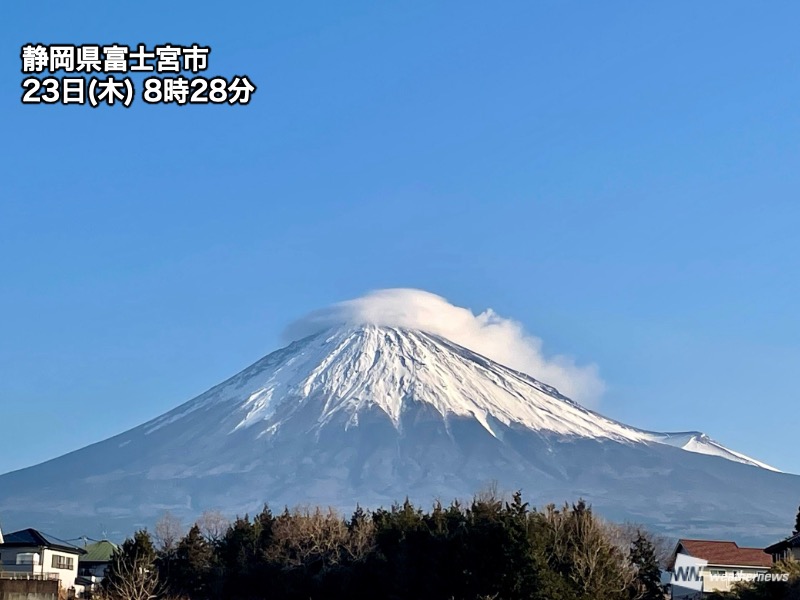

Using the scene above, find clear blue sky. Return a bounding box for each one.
[1,2,798,475]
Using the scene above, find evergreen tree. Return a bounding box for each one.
[794,504,800,535]
[213,506,276,600]
[125,494,684,600]
[169,524,213,599]
[103,530,159,600]
[629,531,664,600]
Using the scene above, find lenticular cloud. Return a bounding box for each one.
[283,289,605,407]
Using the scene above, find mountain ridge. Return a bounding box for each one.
[138,324,777,470]
[0,324,795,544]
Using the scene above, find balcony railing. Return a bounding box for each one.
[0,570,61,581]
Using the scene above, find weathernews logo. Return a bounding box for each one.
[671,553,707,592]
[671,552,789,593]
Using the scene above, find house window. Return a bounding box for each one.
[51,554,74,570]
[709,569,727,577]
[16,553,40,566]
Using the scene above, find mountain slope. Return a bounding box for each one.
[0,325,795,544]
[147,326,651,442]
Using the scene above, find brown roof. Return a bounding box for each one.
[678,539,772,568]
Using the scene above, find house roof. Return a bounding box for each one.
[80,540,119,563]
[0,528,86,555]
[677,539,772,568]
[765,532,800,554]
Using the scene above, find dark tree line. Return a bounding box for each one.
[101,492,666,600]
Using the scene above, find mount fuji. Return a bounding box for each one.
[0,306,797,544]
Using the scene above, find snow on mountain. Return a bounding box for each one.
[146,326,645,443]
[142,325,774,470]
[0,323,796,545]
[644,431,780,472]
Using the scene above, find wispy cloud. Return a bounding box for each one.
[283,288,605,407]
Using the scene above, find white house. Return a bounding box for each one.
[76,539,119,596]
[0,527,86,592]
[669,539,773,597]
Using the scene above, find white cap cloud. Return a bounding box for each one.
[283,288,605,407]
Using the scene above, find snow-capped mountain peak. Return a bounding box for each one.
[143,326,638,441]
[0,323,792,544]
[142,325,774,471]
